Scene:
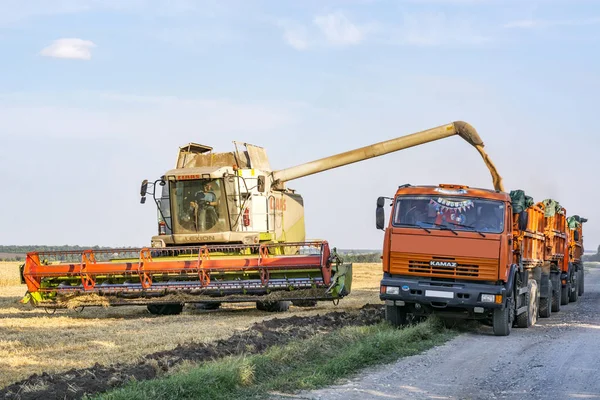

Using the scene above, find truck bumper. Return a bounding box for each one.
[380,276,506,313]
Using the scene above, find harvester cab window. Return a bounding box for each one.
[171,178,229,234]
[393,196,505,233]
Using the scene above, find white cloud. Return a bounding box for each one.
[313,12,365,46]
[40,38,96,60]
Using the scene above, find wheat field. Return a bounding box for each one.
[0,262,383,388]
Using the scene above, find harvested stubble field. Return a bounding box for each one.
[0,262,383,394]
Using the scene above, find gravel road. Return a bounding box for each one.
[284,264,600,400]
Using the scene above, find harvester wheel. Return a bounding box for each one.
[385,305,407,327]
[560,281,570,306]
[194,302,221,310]
[569,272,579,303]
[539,276,552,318]
[256,301,290,312]
[291,300,318,308]
[492,296,513,336]
[551,275,561,313]
[147,303,184,316]
[516,280,538,328]
[578,268,585,296]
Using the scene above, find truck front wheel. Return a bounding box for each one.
[385,305,407,327]
[492,296,513,336]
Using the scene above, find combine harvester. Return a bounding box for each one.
[22,121,499,315]
[376,160,587,335]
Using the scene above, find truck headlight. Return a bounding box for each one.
[481,294,495,303]
[386,286,400,295]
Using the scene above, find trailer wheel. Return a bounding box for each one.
[578,268,585,296]
[492,296,513,336]
[256,301,290,312]
[385,305,407,327]
[516,280,538,328]
[291,300,318,307]
[539,276,552,318]
[569,271,579,303]
[147,303,184,316]
[560,280,570,305]
[551,275,561,313]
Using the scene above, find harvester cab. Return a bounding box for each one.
[143,141,305,249]
[22,121,501,315]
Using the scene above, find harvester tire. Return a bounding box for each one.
[551,275,561,313]
[578,268,585,296]
[561,281,570,305]
[291,300,318,307]
[539,276,552,318]
[256,301,290,312]
[385,305,407,327]
[492,296,513,336]
[147,303,184,316]
[194,302,221,310]
[516,280,538,328]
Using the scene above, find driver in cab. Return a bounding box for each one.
[475,204,503,232]
[196,181,218,207]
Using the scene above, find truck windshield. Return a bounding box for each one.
[392,195,505,233]
[170,178,230,234]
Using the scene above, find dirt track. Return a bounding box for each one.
[284,263,600,400]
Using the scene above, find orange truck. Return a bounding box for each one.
[568,215,587,298]
[376,184,585,336]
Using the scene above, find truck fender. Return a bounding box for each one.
[503,264,519,298]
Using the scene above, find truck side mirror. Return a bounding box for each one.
[257,175,265,192]
[140,179,149,196]
[140,196,146,204]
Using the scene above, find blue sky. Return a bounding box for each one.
[1,0,600,251]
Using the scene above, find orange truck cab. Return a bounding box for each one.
[376,183,583,336]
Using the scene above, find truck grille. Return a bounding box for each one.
[390,253,498,281]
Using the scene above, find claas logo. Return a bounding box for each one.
[269,197,287,211]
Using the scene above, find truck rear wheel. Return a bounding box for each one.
[569,272,579,303]
[560,281,570,305]
[492,297,513,336]
[539,276,552,318]
[516,280,538,328]
[385,305,407,327]
[147,303,184,315]
[578,268,585,296]
[551,274,561,312]
[256,301,290,312]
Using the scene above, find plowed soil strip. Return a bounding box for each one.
[0,305,384,400]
